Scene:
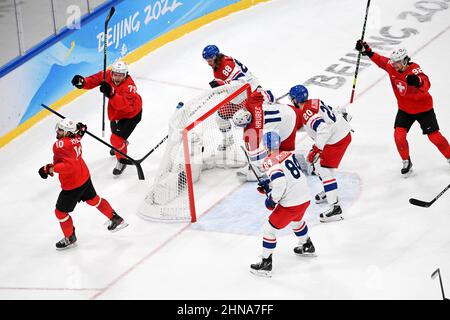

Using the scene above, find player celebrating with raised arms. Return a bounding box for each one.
[71,60,143,176]
[38,119,128,250]
[355,40,450,176]
[288,85,352,223]
[250,132,316,278]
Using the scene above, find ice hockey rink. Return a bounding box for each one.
[1,0,450,300]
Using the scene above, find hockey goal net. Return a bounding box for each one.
[138,83,252,223]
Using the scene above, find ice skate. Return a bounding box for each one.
[315,191,327,204]
[401,158,413,177]
[55,228,77,250]
[105,211,128,232]
[112,160,127,175]
[250,254,272,278]
[294,237,317,257]
[320,204,343,222]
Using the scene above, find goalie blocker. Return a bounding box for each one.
[138,83,252,223]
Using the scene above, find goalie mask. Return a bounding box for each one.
[232,108,252,127]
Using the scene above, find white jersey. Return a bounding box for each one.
[300,99,351,150]
[245,96,297,163]
[262,151,310,207]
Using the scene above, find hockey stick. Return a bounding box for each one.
[240,146,264,184]
[409,183,450,208]
[119,102,184,165]
[119,134,168,165]
[102,6,115,138]
[349,0,371,104]
[41,104,145,180]
[275,92,289,103]
[431,268,449,300]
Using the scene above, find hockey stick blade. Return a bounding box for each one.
[431,268,440,280]
[106,6,115,24]
[409,198,431,208]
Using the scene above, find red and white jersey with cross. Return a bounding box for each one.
[370,52,433,114]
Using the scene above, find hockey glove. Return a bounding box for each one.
[265,195,276,211]
[76,122,87,137]
[100,81,115,98]
[38,164,54,179]
[71,75,85,89]
[355,40,373,57]
[307,145,321,164]
[257,178,272,195]
[406,74,422,88]
[209,80,225,88]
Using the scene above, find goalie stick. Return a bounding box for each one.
[409,183,450,208]
[41,103,145,180]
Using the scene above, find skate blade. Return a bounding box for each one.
[250,269,272,278]
[295,252,317,257]
[111,221,129,233]
[56,242,78,251]
[320,215,344,223]
[315,198,328,204]
[401,169,413,179]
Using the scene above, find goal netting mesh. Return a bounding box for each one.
[137,83,252,223]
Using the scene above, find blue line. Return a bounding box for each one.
[0,0,123,79]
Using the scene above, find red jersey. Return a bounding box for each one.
[212,55,260,91]
[53,136,90,190]
[370,53,433,114]
[84,70,142,121]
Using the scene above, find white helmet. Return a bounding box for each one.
[55,118,77,134]
[112,60,128,74]
[390,48,408,62]
[232,108,252,127]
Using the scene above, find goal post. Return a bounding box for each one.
[138,83,252,223]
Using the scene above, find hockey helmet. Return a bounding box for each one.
[55,118,77,134]
[232,108,252,127]
[112,60,128,74]
[390,48,409,69]
[202,45,220,60]
[390,48,408,62]
[289,85,309,104]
